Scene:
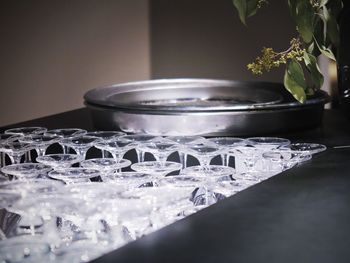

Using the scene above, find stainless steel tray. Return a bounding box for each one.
[84,79,328,136]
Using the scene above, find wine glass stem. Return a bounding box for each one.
[111,152,123,162]
[74,148,88,160]
[24,151,32,162]
[198,158,210,170]
[244,157,257,173]
[9,154,23,164]
[135,149,145,163]
[221,154,230,166]
[0,152,5,167]
[59,144,70,154]
[156,155,168,166]
[178,152,188,169]
[102,150,111,158]
[35,147,47,157]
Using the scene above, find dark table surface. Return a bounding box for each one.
[1,108,350,263]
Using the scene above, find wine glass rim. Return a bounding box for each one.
[246,137,291,144]
[4,126,47,135]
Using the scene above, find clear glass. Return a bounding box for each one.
[138,138,179,164]
[103,171,155,188]
[5,127,47,136]
[4,128,47,163]
[85,131,125,141]
[180,165,236,178]
[54,240,110,263]
[233,145,262,177]
[19,134,60,156]
[85,131,126,157]
[166,135,204,168]
[185,141,222,170]
[1,163,52,180]
[131,161,182,181]
[208,137,246,166]
[281,142,327,155]
[120,134,160,162]
[262,150,306,173]
[0,236,51,262]
[0,134,22,167]
[36,154,84,169]
[45,128,87,154]
[246,137,291,150]
[0,179,64,197]
[94,139,136,162]
[48,168,101,184]
[60,136,98,159]
[0,139,33,164]
[80,158,131,178]
[0,191,22,209]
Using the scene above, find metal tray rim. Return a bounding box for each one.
[84,78,328,112]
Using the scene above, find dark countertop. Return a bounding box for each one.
[1,108,350,263]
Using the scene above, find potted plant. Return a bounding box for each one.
[232,0,346,105]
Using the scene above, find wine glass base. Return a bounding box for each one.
[180,165,235,177]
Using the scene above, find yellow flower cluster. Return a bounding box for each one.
[310,0,320,9]
[257,0,268,9]
[247,38,305,75]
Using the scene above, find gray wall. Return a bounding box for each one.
[0,0,150,126]
[150,0,296,82]
[0,0,300,126]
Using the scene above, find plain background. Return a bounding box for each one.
[0,0,150,126]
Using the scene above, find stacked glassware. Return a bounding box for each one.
[0,126,327,262]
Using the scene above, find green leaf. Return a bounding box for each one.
[246,0,259,17]
[288,59,306,88]
[314,37,336,60]
[323,5,340,46]
[233,0,248,25]
[327,0,343,19]
[313,15,325,44]
[295,0,314,43]
[232,0,259,25]
[319,0,329,6]
[284,59,307,103]
[303,51,324,88]
[287,0,297,20]
[307,42,316,55]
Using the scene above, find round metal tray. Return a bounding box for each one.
[84,79,328,136]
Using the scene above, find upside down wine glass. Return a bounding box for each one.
[0,139,33,164]
[280,142,327,161]
[138,138,179,165]
[85,131,126,157]
[245,137,291,173]
[19,134,61,157]
[48,168,101,184]
[233,145,262,179]
[262,150,304,174]
[94,138,135,162]
[246,137,291,150]
[131,161,182,184]
[166,136,204,169]
[185,141,222,173]
[60,136,99,160]
[1,163,52,180]
[5,127,47,163]
[80,158,131,179]
[36,154,84,169]
[5,127,47,136]
[0,134,21,167]
[120,134,159,163]
[45,128,87,154]
[208,137,246,166]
